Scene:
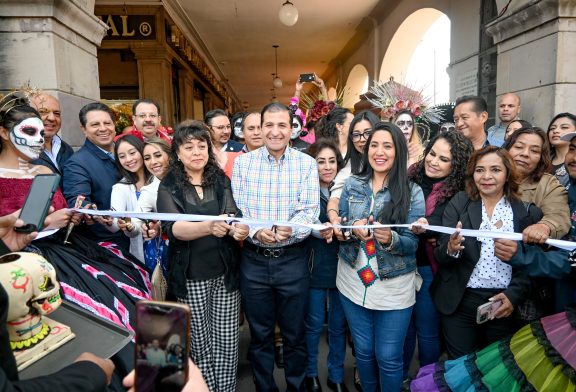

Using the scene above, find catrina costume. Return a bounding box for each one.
[411,306,576,391]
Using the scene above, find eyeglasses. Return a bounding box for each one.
[396,120,413,128]
[351,131,372,142]
[211,125,232,131]
[135,113,159,120]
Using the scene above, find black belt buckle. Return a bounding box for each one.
[263,248,282,258]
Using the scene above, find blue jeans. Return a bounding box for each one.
[340,293,412,392]
[403,266,441,377]
[305,288,346,383]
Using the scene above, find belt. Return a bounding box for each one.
[243,241,306,258]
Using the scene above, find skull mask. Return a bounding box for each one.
[9,117,45,160]
[233,116,244,139]
[0,252,61,345]
[291,115,303,140]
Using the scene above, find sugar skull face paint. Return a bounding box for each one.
[291,115,303,140]
[9,117,45,160]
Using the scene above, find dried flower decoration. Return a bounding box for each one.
[0,82,43,124]
[367,77,443,124]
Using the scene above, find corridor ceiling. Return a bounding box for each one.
[177,0,381,110]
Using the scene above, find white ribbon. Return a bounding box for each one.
[71,208,576,251]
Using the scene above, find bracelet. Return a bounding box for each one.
[327,208,339,216]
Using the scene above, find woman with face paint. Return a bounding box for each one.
[0,93,151,335]
[394,110,424,168]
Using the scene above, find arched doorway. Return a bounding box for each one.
[379,8,451,105]
[343,64,369,109]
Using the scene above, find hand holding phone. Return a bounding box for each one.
[15,174,60,233]
[476,300,503,324]
[299,73,315,83]
[135,301,190,392]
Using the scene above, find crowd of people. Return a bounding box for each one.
[0,79,575,392]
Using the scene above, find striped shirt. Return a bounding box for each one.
[232,146,320,247]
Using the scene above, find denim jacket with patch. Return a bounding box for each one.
[338,175,425,279]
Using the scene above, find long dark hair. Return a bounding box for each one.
[547,112,576,160]
[465,146,520,202]
[114,135,151,185]
[0,94,40,153]
[409,130,473,205]
[358,122,411,224]
[170,120,225,189]
[348,111,380,174]
[502,126,551,183]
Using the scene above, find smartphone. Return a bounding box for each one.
[476,300,503,324]
[135,301,190,392]
[299,73,315,82]
[15,174,60,233]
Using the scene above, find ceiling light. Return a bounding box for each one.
[278,0,298,27]
[272,45,283,88]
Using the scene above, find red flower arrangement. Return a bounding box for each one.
[307,100,337,124]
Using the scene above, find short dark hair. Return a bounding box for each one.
[170,120,225,187]
[502,126,551,183]
[260,102,293,125]
[241,112,260,131]
[132,99,160,115]
[465,146,520,202]
[306,138,344,172]
[79,102,115,127]
[204,109,228,126]
[455,95,488,115]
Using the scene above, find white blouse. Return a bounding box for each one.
[467,197,513,289]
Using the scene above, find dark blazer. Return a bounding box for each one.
[157,171,241,298]
[431,191,542,315]
[62,139,128,249]
[224,139,244,152]
[308,191,339,288]
[32,138,74,187]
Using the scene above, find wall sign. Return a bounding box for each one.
[97,15,156,40]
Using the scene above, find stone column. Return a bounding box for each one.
[131,47,175,127]
[486,0,576,128]
[0,0,107,147]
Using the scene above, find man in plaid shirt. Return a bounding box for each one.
[232,102,319,391]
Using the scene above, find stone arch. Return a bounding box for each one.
[342,64,369,109]
[379,8,447,84]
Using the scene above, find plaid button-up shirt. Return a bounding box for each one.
[232,146,319,247]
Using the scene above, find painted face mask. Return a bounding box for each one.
[9,117,45,160]
[233,116,244,138]
[291,116,303,140]
[395,113,414,141]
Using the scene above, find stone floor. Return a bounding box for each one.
[236,324,421,391]
[236,324,356,391]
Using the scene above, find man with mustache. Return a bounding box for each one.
[130,99,171,142]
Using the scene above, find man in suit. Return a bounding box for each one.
[62,102,129,250]
[205,109,244,152]
[30,94,74,183]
